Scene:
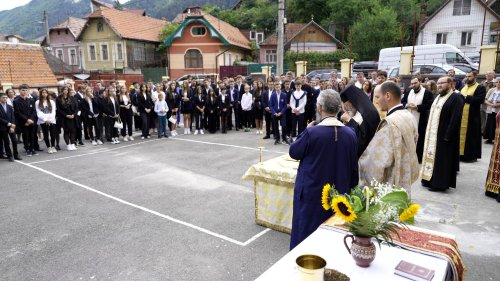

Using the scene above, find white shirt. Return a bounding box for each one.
[122,95,129,105]
[35,100,56,125]
[290,90,307,114]
[241,93,253,111]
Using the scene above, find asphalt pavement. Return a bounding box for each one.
[0,128,498,280]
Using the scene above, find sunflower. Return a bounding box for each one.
[331,196,357,222]
[321,184,331,210]
[399,204,420,222]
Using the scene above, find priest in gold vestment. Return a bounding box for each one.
[359,82,419,195]
[459,71,486,162]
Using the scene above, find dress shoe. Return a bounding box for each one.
[0,154,7,159]
[78,141,85,146]
[283,139,290,145]
[8,156,14,162]
[35,148,43,152]
[263,135,270,139]
[55,145,61,151]
[14,155,22,161]
[274,140,281,145]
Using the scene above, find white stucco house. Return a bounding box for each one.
[417,0,500,57]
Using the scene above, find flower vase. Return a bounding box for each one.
[343,234,376,267]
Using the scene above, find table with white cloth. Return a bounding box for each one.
[256,224,453,281]
[242,155,299,234]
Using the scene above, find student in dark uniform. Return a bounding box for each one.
[253,80,265,135]
[193,86,206,135]
[166,82,180,137]
[270,82,289,145]
[0,92,21,161]
[56,86,78,151]
[118,85,134,142]
[218,85,231,134]
[180,81,193,135]
[13,84,37,156]
[137,83,153,139]
[205,88,218,134]
[81,86,102,145]
[102,87,121,144]
[263,80,274,139]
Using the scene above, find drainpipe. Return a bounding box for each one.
[215,48,230,79]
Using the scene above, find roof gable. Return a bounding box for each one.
[164,15,250,50]
[0,44,57,86]
[51,17,87,38]
[420,0,500,30]
[260,21,342,47]
[78,8,170,43]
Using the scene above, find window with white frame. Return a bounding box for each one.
[191,26,206,36]
[256,32,264,44]
[453,0,471,16]
[436,33,447,44]
[56,49,63,60]
[101,43,109,61]
[134,42,145,61]
[88,44,97,61]
[461,31,472,46]
[265,50,277,63]
[69,48,77,65]
[116,43,123,60]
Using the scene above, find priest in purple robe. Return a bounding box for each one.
[289,89,359,250]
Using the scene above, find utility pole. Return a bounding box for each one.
[44,10,50,45]
[276,0,285,76]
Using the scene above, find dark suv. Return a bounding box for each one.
[352,61,378,77]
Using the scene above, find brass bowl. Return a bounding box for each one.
[296,255,327,270]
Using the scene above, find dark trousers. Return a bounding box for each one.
[242,110,251,128]
[134,114,141,130]
[40,123,57,148]
[32,125,40,150]
[291,113,305,137]
[85,117,99,141]
[105,117,118,140]
[95,116,103,141]
[75,116,83,142]
[0,130,18,157]
[21,125,35,152]
[83,116,89,139]
[227,107,233,129]
[158,115,167,137]
[272,114,286,141]
[221,112,228,133]
[233,105,241,129]
[120,109,133,137]
[264,111,272,136]
[140,112,150,137]
[194,112,203,130]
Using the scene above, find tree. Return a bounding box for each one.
[286,0,331,24]
[351,7,401,60]
[158,23,181,52]
[210,0,278,33]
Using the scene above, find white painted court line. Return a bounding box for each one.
[16,160,269,247]
[26,139,161,165]
[171,137,286,154]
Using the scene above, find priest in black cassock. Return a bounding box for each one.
[402,77,435,163]
[459,71,486,162]
[339,85,381,158]
[421,76,464,191]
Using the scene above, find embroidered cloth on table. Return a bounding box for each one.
[242,155,299,233]
[322,216,465,281]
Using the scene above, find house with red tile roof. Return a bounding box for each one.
[76,6,170,73]
[0,43,58,90]
[259,20,343,64]
[164,9,251,79]
[42,17,86,72]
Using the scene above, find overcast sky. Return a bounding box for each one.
[0,0,132,12]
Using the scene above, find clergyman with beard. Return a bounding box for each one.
[459,71,486,162]
[402,77,435,163]
[420,76,464,191]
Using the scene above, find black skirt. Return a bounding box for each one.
[484,113,497,141]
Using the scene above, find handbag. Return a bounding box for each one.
[114,116,124,129]
[168,114,177,124]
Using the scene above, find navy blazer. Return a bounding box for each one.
[226,88,239,107]
[194,94,206,113]
[13,96,36,127]
[137,92,153,113]
[0,103,15,131]
[262,89,272,109]
[270,90,287,115]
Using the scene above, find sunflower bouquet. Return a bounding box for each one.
[322,180,420,244]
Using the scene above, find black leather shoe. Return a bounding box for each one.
[14,155,22,161]
[78,141,85,146]
[274,140,281,145]
[8,157,14,162]
[35,148,43,152]
[55,145,61,151]
[263,135,270,139]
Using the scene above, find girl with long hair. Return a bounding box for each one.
[253,79,264,134]
[56,86,78,151]
[103,87,121,144]
[205,88,218,133]
[35,88,57,153]
[193,86,205,135]
[181,80,192,134]
[167,82,179,136]
[118,85,134,141]
[81,87,102,145]
[137,83,152,139]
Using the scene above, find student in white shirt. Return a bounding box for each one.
[35,88,57,153]
[154,92,169,138]
[240,85,253,129]
[290,80,307,138]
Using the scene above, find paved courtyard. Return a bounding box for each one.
[1,128,499,280]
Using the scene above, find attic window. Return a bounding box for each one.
[191,26,206,36]
[97,22,104,32]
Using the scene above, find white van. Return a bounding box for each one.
[378,44,475,71]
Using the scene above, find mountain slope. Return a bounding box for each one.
[0,0,238,40]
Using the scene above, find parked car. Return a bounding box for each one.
[176,73,218,84]
[470,56,480,64]
[453,63,478,73]
[388,64,466,78]
[352,61,378,77]
[306,69,338,80]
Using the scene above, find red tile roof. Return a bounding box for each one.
[259,23,306,46]
[51,17,87,38]
[0,43,57,86]
[201,14,251,50]
[83,8,170,43]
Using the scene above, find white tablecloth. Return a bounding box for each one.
[256,225,449,281]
